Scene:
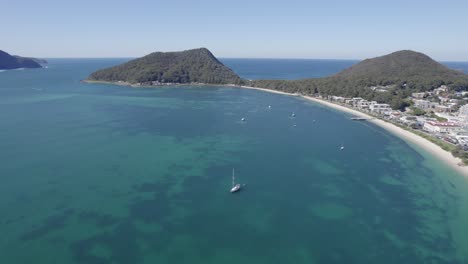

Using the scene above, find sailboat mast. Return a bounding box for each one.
[232,168,235,187]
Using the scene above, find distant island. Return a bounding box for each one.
[0,50,46,70]
[87,48,242,85]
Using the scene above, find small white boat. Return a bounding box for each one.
[340,145,345,150]
[230,168,241,193]
[241,117,246,122]
[291,112,296,118]
[268,105,272,109]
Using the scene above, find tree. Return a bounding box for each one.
[411,107,426,116]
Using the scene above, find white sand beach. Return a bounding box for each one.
[237,85,468,177]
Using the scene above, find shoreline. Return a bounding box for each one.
[85,79,468,177]
[83,80,245,88]
[237,85,468,178]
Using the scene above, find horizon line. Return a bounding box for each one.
[38,56,468,62]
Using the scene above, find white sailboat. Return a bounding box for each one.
[230,168,241,193]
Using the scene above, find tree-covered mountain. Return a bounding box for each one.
[14,56,48,65]
[87,48,242,85]
[87,48,468,110]
[250,50,468,109]
[333,50,467,89]
[0,50,43,70]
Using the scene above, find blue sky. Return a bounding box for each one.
[2,0,468,60]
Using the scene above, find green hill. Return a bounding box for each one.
[13,56,48,65]
[87,48,242,85]
[333,50,466,89]
[250,50,468,109]
[0,50,43,70]
[87,48,468,110]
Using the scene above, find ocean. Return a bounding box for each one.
[1,58,468,263]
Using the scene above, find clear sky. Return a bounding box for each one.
[2,0,468,60]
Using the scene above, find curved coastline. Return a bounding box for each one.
[85,79,468,178]
[236,85,468,178]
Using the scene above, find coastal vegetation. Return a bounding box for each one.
[89,49,468,113]
[14,56,47,65]
[88,48,242,85]
[411,107,426,116]
[249,51,468,109]
[0,50,44,70]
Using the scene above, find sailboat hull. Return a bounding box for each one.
[230,184,241,193]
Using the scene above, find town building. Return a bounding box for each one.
[434,105,450,113]
[413,99,434,110]
[389,111,402,120]
[356,100,376,110]
[423,121,460,134]
[411,92,426,99]
[330,96,351,103]
[369,103,392,115]
[399,116,418,126]
[434,85,448,95]
[460,105,468,116]
[440,97,450,103]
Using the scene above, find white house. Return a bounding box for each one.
[434,85,448,95]
[434,105,450,113]
[440,97,450,103]
[413,99,434,110]
[411,92,426,99]
[459,104,468,117]
[370,103,392,115]
[330,96,350,103]
[356,100,374,109]
[423,121,460,134]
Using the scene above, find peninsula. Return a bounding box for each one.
[88,48,468,106]
[250,50,468,109]
[87,48,242,85]
[0,50,46,70]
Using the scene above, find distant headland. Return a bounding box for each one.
[86,48,242,85]
[87,48,468,109]
[0,50,47,70]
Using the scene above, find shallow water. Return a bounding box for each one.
[0,59,468,263]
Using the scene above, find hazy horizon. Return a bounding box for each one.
[16,55,468,63]
[2,0,468,61]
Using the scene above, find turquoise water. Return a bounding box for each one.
[1,59,468,263]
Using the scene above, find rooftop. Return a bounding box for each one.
[425,121,460,127]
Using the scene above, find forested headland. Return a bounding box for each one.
[88,49,468,110]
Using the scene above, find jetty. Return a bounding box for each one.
[351,117,370,121]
